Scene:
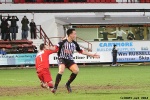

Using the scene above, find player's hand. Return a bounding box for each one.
[49,46,56,50]
[99,31,103,33]
[92,53,100,58]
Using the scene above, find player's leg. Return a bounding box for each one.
[112,56,115,65]
[116,36,119,40]
[65,64,79,93]
[37,72,46,88]
[51,64,65,93]
[41,81,47,88]
[114,56,117,65]
[43,69,54,89]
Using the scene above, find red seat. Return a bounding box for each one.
[37,0,43,3]
[105,0,110,2]
[145,0,150,2]
[140,0,145,2]
[87,0,90,2]
[95,0,100,2]
[111,0,116,2]
[89,0,95,3]
[14,0,20,3]
[100,0,105,3]
[64,0,68,3]
[20,0,25,3]
[6,45,12,49]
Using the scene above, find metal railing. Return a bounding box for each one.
[36,25,53,46]
[76,37,92,52]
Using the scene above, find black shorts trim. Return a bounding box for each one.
[58,58,75,68]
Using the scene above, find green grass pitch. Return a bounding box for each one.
[0,66,150,100]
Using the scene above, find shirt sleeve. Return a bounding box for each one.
[57,40,66,47]
[75,42,83,53]
[45,46,59,55]
[51,46,59,53]
[45,50,53,55]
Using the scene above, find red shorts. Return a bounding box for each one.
[37,68,52,83]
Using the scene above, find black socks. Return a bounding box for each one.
[66,73,77,86]
[54,73,62,89]
[54,73,77,89]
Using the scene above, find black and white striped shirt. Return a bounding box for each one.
[57,39,82,60]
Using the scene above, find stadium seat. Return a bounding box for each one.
[6,45,12,49]
[89,0,95,3]
[145,0,150,2]
[111,0,116,3]
[0,40,35,53]
[140,0,145,2]
[20,0,25,3]
[106,0,110,2]
[37,0,43,3]
[14,0,20,3]
[95,0,100,2]
[87,0,89,2]
[100,0,105,3]
[64,0,68,2]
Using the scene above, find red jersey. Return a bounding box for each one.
[35,48,58,72]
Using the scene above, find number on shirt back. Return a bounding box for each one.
[36,51,44,62]
[40,55,42,62]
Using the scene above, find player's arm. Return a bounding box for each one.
[122,30,126,34]
[82,51,100,58]
[127,34,129,39]
[47,39,66,54]
[46,45,59,54]
[56,39,66,48]
[49,45,57,51]
[75,42,100,58]
[99,31,103,34]
[111,31,116,34]
[50,45,59,53]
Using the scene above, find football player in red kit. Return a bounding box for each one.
[35,43,58,89]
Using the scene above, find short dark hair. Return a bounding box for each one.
[113,44,116,47]
[67,29,75,36]
[40,43,45,50]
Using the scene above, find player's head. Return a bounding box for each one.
[40,43,50,50]
[12,16,15,19]
[31,19,34,22]
[3,17,6,21]
[40,43,45,50]
[126,30,129,33]
[113,44,117,48]
[67,29,76,40]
